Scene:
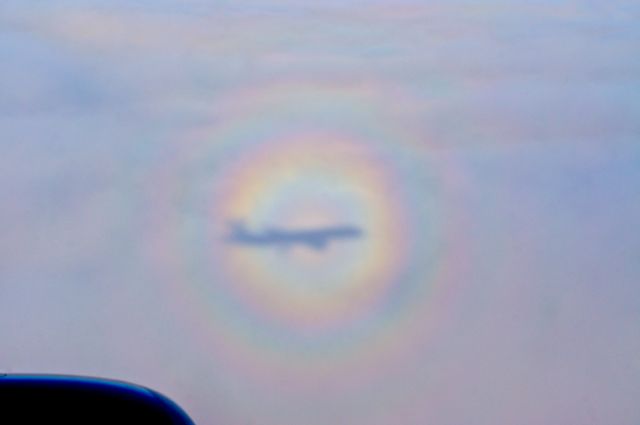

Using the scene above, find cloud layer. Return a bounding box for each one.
[1,2,639,424]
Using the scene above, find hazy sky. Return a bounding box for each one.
[1,2,639,424]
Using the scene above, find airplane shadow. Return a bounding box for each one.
[224,220,365,251]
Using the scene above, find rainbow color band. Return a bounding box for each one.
[146,80,467,400]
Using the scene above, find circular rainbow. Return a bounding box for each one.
[146,80,465,398]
